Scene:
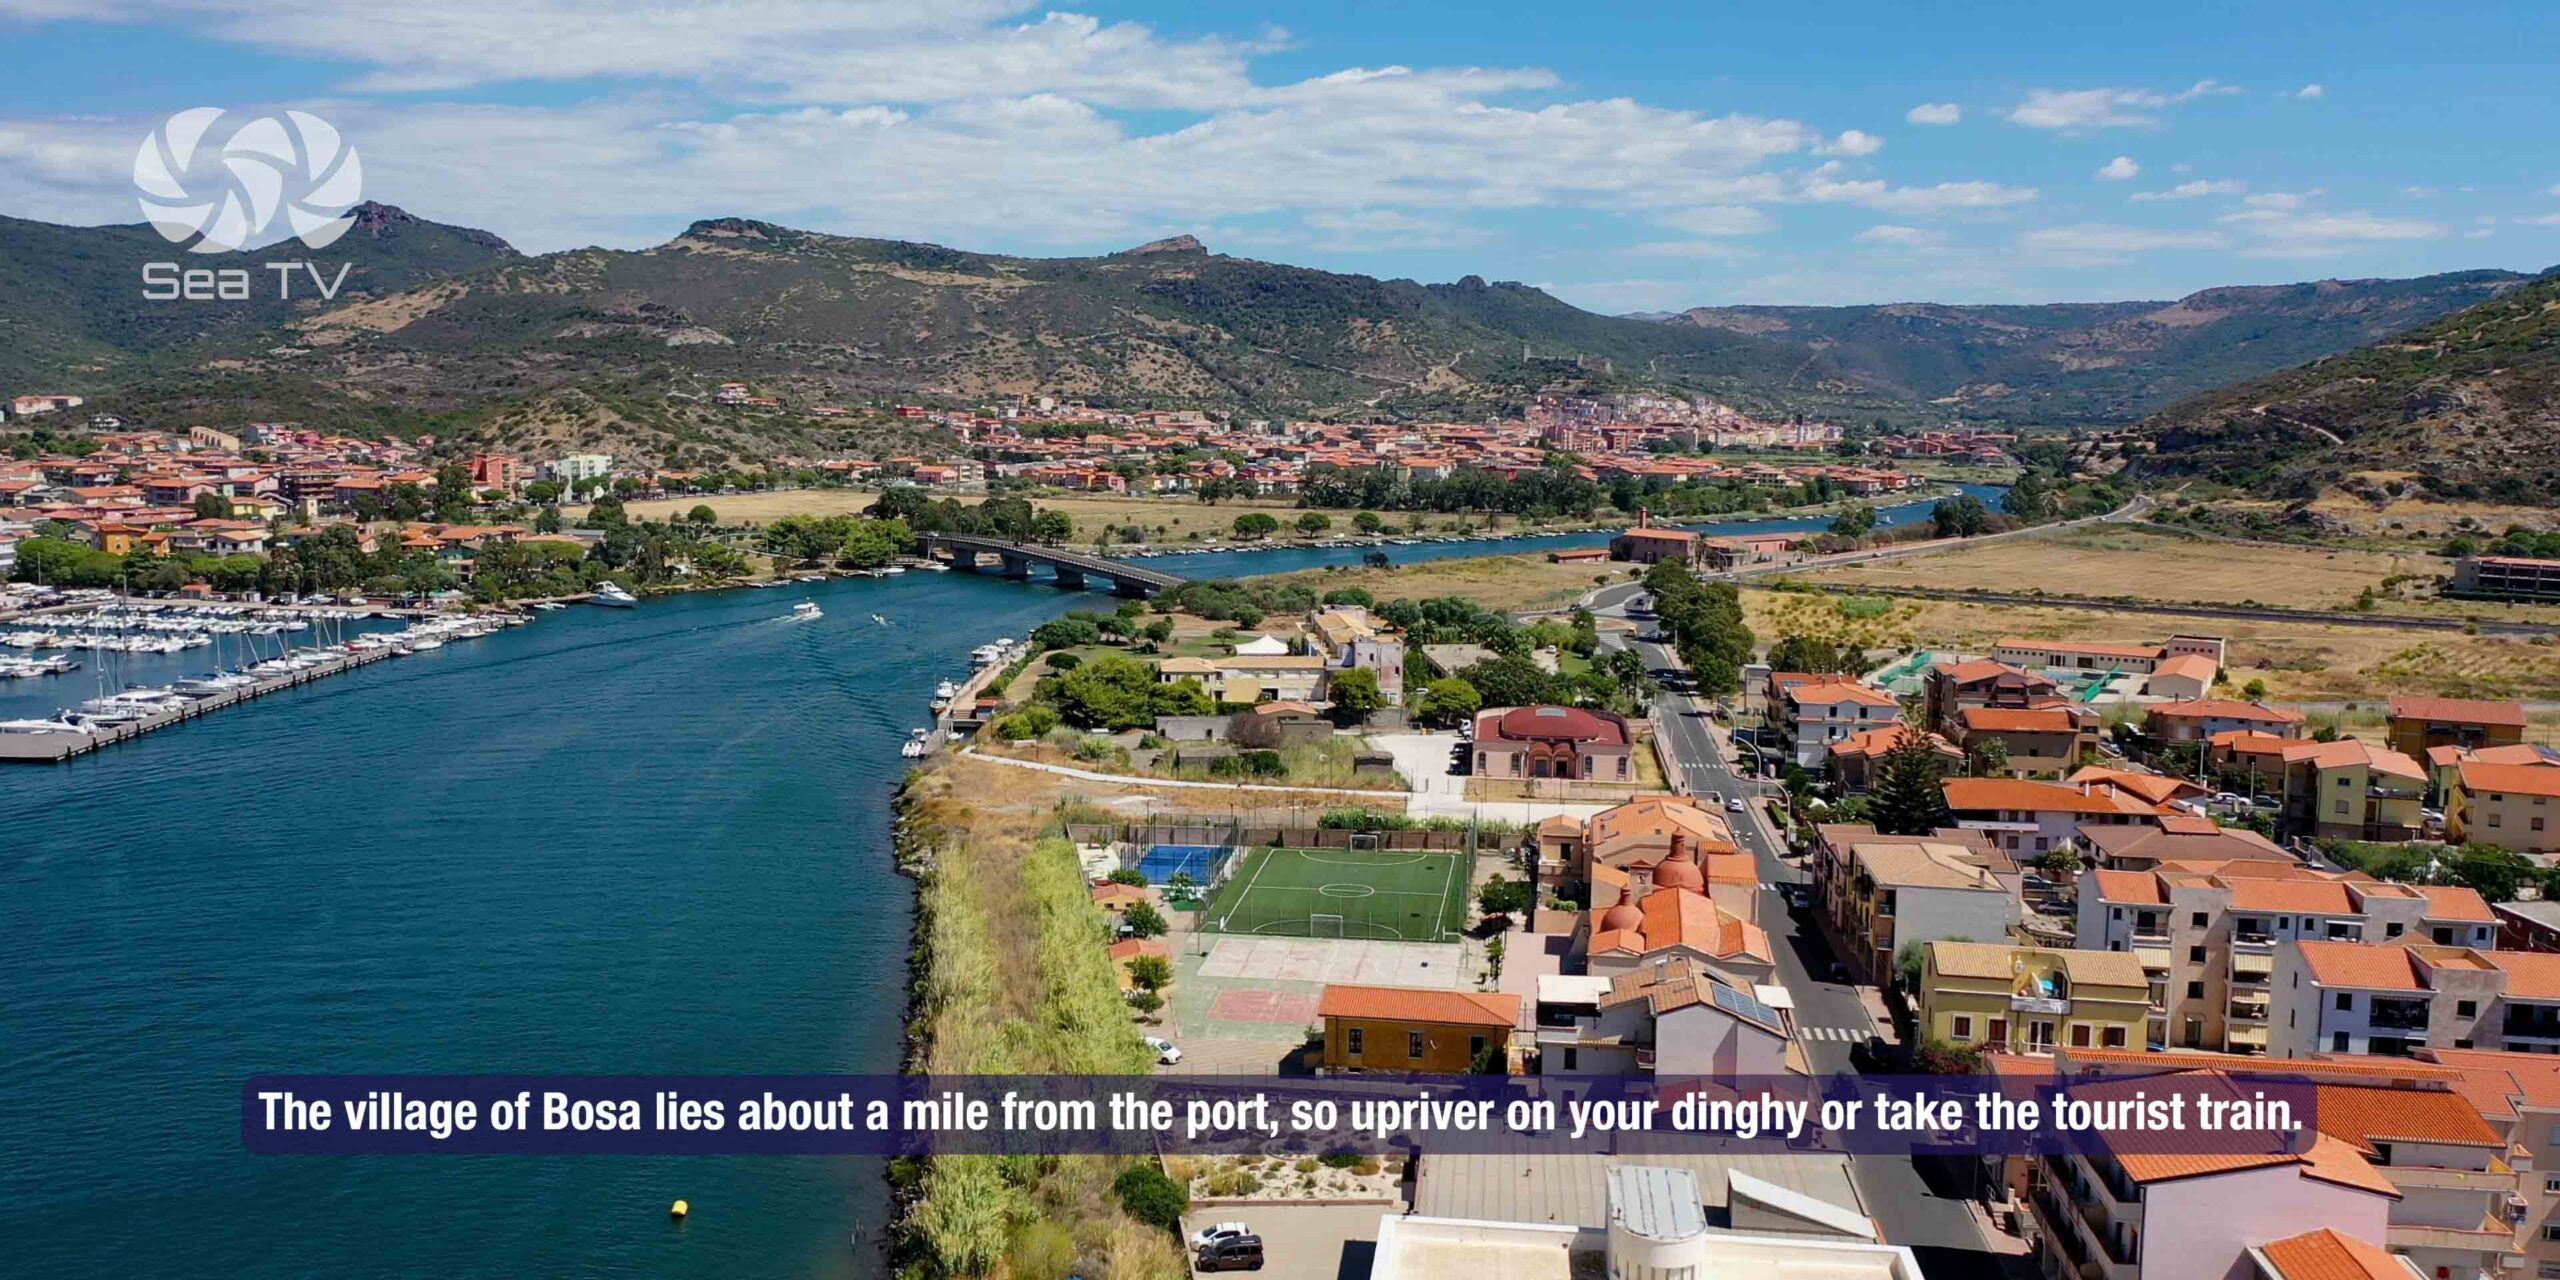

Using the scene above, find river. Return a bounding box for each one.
[0,484,1997,1276]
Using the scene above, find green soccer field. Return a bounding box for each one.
[1198,846,1469,942]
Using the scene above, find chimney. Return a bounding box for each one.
[1638,506,1650,529]
[1670,833,1686,861]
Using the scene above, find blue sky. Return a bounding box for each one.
[2,0,2554,310]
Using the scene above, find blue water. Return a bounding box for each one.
[1,483,1995,1275]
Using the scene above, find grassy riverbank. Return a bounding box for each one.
[892,759,1184,1280]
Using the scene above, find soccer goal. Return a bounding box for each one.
[1310,913,1345,938]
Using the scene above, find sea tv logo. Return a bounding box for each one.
[133,107,363,301]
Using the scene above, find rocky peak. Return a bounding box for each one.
[1119,234,1205,256]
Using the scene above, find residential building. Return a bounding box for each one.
[2078,818,2292,872]
[2449,761,2560,856]
[1315,984,1521,1073]
[2025,1071,2399,1280]
[2079,866,2497,1055]
[1534,956,1798,1076]
[1992,634,2228,677]
[541,453,613,483]
[2276,944,2560,1060]
[1374,1166,1919,1280]
[1609,509,1702,566]
[2420,1047,2560,1279]
[1826,724,1962,792]
[1823,833,2015,985]
[2453,556,2560,602]
[1773,679,1902,771]
[1153,654,1328,704]
[1304,605,1406,705]
[1955,705,2098,777]
[2389,697,2530,759]
[2144,653,2221,701]
[1924,659,2065,736]
[1941,776,2170,859]
[1472,705,1637,785]
[1919,940,2149,1055]
[2495,901,2560,954]
[2274,738,2428,843]
[2147,699,2310,744]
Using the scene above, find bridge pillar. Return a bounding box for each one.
[1108,576,1158,599]
[1051,565,1088,591]
[998,553,1033,578]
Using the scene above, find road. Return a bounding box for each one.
[1590,592,1995,1264]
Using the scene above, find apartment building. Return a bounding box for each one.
[2450,761,2560,856]
[2078,866,2496,1055]
[1991,635,2228,678]
[2276,738,2430,843]
[1955,705,2100,777]
[2275,943,2560,1060]
[1773,679,1903,771]
[2389,697,2530,759]
[1821,832,2016,985]
[1925,658,2065,735]
[2422,1048,2560,1279]
[2454,556,2560,602]
[2026,1075,2399,1280]
[1942,776,2169,858]
[1826,724,1963,792]
[1919,940,2149,1055]
[1532,956,1798,1076]
[2146,699,2310,744]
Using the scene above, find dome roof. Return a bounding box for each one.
[1600,902,1644,931]
[1651,858,1705,892]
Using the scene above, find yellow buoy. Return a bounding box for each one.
[670,1200,690,1219]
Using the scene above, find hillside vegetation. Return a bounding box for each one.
[2128,271,2560,503]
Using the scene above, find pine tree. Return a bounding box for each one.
[1871,726,1952,835]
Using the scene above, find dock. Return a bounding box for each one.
[3,636,417,764]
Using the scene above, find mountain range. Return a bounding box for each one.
[0,202,2542,473]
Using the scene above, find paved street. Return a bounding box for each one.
[1588,588,1996,1264]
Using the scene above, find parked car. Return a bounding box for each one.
[1145,1036,1183,1066]
[1193,1222,1253,1250]
[1196,1235,1265,1272]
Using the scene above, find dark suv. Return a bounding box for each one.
[1196,1235,1265,1272]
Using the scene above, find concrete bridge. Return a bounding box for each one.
[920,533,1188,597]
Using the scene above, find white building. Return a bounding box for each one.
[542,453,614,483]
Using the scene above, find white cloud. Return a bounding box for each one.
[1853,224,1944,247]
[2293,83,2325,99]
[2548,183,2560,197]
[2006,80,2239,129]
[2095,155,2140,181]
[2400,185,2436,198]
[2514,212,2560,227]
[1823,129,1884,156]
[1905,103,1961,126]
[1799,176,2038,214]
[1617,240,1760,260]
[2466,229,2493,239]
[2016,222,2227,265]
[2217,206,2446,257]
[2130,179,2246,202]
[2242,190,2320,210]
[1651,205,1776,236]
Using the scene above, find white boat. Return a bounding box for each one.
[934,680,961,700]
[530,601,566,611]
[879,565,906,576]
[791,601,823,621]
[900,727,931,758]
[0,714,97,737]
[409,639,444,651]
[589,582,640,608]
[871,613,890,626]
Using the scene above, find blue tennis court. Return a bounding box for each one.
[1133,843,1229,884]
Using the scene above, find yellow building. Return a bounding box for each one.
[2449,760,2560,855]
[2387,696,2527,759]
[1918,941,2149,1056]
[2279,738,2427,843]
[1316,984,1520,1074]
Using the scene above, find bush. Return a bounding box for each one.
[1047,652,1083,672]
[1317,1151,1363,1169]
[1113,1164,1189,1232]
[995,706,1059,740]
[1202,1167,1263,1197]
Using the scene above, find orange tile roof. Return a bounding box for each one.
[2225,879,2356,914]
[2062,1047,2466,1085]
[1943,776,2165,815]
[1960,706,2078,733]
[2294,939,2423,991]
[2488,952,2560,999]
[2148,699,2308,725]
[1315,984,1520,1028]
[2312,1082,2500,1152]
[2214,728,2303,754]
[2258,1228,2410,1280]
[2458,760,2560,799]
[2424,1048,2560,1119]
[1787,681,1899,708]
[2088,869,2165,905]
[2415,885,2495,923]
[2389,696,2528,727]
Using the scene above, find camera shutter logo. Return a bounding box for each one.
[133,108,363,254]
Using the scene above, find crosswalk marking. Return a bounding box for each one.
[1797,1026,1869,1043]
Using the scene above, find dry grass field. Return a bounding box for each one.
[1798,525,2429,610]
[1254,552,1638,613]
[1748,587,2560,703]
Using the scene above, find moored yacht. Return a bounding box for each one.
[589,582,640,608]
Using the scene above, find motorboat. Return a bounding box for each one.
[0,713,98,737]
[589,582,640,608]
[934,680,961,700]
[871,614,889,626]
[900,728,931,758]
[791,601,823,621]
[530,601,566,611]
[408,638,444,651]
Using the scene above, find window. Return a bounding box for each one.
[2111,907,2123,921]
[2187,981,2204,999]
[1407,1030,1425,1060]
[2189,946,2205,962]
[2492,813,2505,828]
[2459,1000,2478,1017]
[2103,1027,2127,1048]
[2544,1224,2560,1243]
[1952,1015,1973,1040]
[2334,1032,2351,1052]
[1346,1028,1364,1056]
[2071,1024,2093,1048]
[1469,1035,1487,1060]
[2386,922,2404,938]
[2335,992,2353,1011]
[2336,775,2350,787]
[2546,1173,2560,1194]
[1562,1048,1577,1071]
[2237,917,2263,934]
[2334,799,2348,816]
[2192,912,2208,928]
[2536,816,2546,833]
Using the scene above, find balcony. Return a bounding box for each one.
[2504,1005,2560,1042]
[2228,996,2269,1022]
[2370,1002,2431,1032]
[2230,951,2274,983]
[2015,993,2074,1016]
[2227,1022,2270,1051]
[2129,927,2170,948]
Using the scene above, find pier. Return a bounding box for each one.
[0,642,406,764]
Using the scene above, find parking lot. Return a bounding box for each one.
[1183,1204,1397,1280]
